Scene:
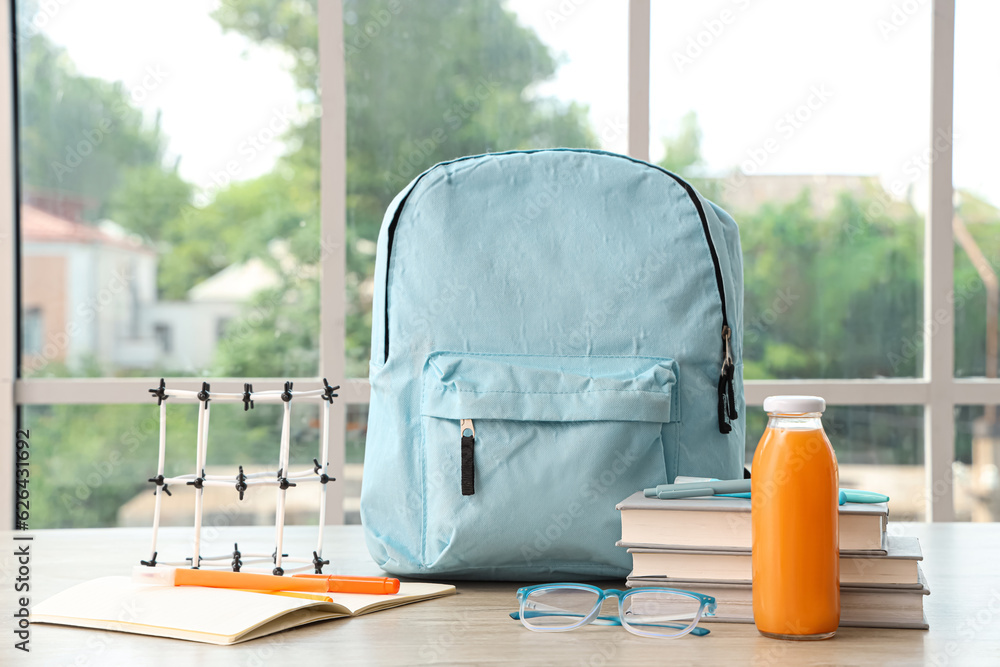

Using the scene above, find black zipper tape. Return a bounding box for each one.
[461,433,475,495]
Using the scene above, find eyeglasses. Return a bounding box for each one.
[511,583,716,638]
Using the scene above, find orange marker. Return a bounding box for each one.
[133,566,399,595]
[293,573,400,595]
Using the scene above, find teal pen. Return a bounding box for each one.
[644,480,889,504]
[719,490,889,505]
[837,489,890,503]
[644,478,751,499]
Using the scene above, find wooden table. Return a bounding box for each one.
[2,523,998,666]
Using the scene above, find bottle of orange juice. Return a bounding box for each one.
[752,395,839,640]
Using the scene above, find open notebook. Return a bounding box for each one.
[32,576,456,645]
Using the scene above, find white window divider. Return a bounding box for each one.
[318,0,347,527]
[925,0,957,521]
[628,0,651,161]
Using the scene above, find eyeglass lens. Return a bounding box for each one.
[522,587,602,629]
[621,590,702,636]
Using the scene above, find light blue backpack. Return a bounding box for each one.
[362,149,744,580]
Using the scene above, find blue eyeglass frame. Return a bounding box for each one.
[510,583,717,638]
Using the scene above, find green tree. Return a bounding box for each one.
[660,113,925,381]
[108,164,192,245]
[16,29,178,225]
[657,110,723,200]
[25,400,325,528]
[658,111,703,175]
[157,170,317,301]
[737,189,923,380]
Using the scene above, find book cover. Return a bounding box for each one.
[626,535,921,586]
[616,491,888,552]
[627,566,929,630]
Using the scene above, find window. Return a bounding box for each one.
[648,0,933,511]
[650,0,929,381]
[951,0,1000,520]
[953,0,1000,379]
[16,0,319,379]
[1,0,991,527]
[9,0,327,527]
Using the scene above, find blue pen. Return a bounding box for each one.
[720,489,889,505]
[644,480,889,504]
[644,479,751,499]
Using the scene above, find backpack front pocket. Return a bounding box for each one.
[419,353,680,578]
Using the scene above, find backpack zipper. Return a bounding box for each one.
[653,169,737,434]
[380,149,737,434]
[718,325,737,434]
[460,419,475,495]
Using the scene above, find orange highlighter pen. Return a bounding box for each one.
[133,566,400,595]
[293,573,400,595]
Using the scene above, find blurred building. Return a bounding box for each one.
[20,201,273,375]
[713,173,878,215]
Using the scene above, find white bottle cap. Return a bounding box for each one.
[762,395,826,415]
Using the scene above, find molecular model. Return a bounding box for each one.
[141,378,340,575]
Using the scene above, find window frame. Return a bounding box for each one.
[0,0,976,526]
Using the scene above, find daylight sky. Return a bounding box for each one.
[35,0,999,208]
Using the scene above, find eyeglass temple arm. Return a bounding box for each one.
[509,611,710,636]
[509,611,621,626]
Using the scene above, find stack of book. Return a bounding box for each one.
[616,492,928,629]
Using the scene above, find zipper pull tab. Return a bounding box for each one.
[718,325,738,433]
[723,326,738,420]
[722,325,735,375]
[461,419,475,496]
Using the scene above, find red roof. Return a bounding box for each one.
[21,204,154,254]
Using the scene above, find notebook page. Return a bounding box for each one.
[325,582,457,614]
[32,576,346,642]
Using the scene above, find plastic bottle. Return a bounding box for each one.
[751,395,839,640]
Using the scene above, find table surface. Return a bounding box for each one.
[1,523,998,666]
